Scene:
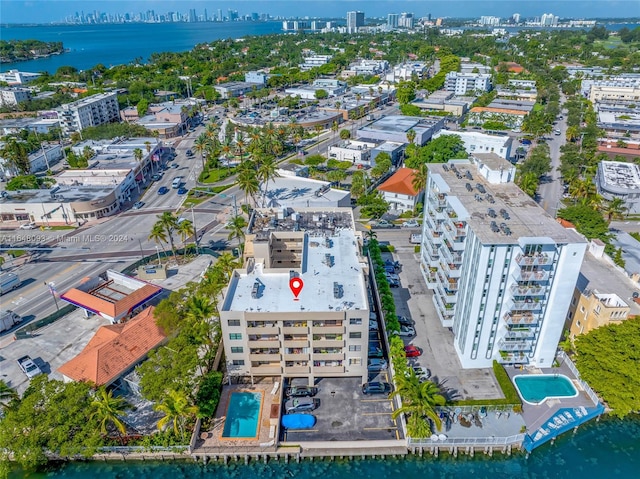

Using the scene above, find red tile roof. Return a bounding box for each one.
[377,168,421,196]
[61,282,162,320]
[58,307,166,386]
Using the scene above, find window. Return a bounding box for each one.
[232,360,245,366]
[349,332,362,339]
[230,347,243,354]
[350,318,363,325]
[228,319,240,327]
[349,358,362,366]
[229,333,242,340]
[348,345,362,352]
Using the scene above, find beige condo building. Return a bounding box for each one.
[220,208,371,385]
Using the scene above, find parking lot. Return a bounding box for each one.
[375,230,503,401]
[281,377,402,442]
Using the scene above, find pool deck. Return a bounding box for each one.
[195,382,280,453]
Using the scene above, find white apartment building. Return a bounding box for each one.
[0,69,41,85]
[347,11,365,33]
[480,16,501,26]
[432,130,513,160]
[445,72,492,95]
[0,88,32,106]
[56,92,120,135]
[386,62,428,83]
[328,139,378,165]
[298,55,333,72]
[420,155,586,368]
[220,208,370,384]
[398,13,414,29]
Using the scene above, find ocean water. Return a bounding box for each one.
[9,416,640,478]
[0,22,284,73]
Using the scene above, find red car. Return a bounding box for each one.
[404,345,422,357]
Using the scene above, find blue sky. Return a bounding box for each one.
[1,1,639,23]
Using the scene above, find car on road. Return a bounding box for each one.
[367,358,388,372]
[177,187,188,195]
[398,325,416,338]
[285,385,318,398]
[186,149,194,157]
[151,173,163,181]
[521,139,532,145]
[554,129,562,136]
[405,345,422,357]
[385,272,399,283]
[170,163,179,169]
[172,177,183,188]
[285,397,319,413]
[17,355,42,379]
[402,219,419,228]
[362,382,392,395]
[132,201,145,210]
[18,222,37,230]
[371,219,395,229]
[158,186,169,195]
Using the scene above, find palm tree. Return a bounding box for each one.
[331,121,339,139]
[518,172,539,198]
[257,156,281,207]
[0,380,18,411]
[148,222,168,261]
[185,294,214,323]
[91,387,131,440]
[144,141,155,173]
[406,128,417,146]
[155,390,198,440]
[216,251,241,282]
[390,374,446,438]
[193,135,208,173]
[236,165,260,206]
[603,197,628,223]
[133,148,144,182]
[155,212,179,260]
[227,215,248,248]
[412,163,428,196]
[176,218,195,249]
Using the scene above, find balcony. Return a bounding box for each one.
[429,191,448,208]
[504,329,537,340]
[440,260,461,278]
[515,253,553,266]
[440,244,463,265]
[312,352,344,361]
[250,364,282,374]
[497,352,529,365]
[284,366,310,374]
[498,340,533,352]
[248,339,281,349]
[284,353,310,361]
[313,365,345,374]
[510,299,543,311]
[513,269,549,282]
[249,353,281,361]
[283,326,308,335]
[247,324,279,335]
[283,339,309,348]
[510,284,545,296]
[311,326,344,335]
[312,339,344,348]
[503,312,539,326]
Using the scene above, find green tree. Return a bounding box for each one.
[390,374,446,438]
[91,387,131,439]
[358,191,389,219]
[0,380,18,411]
[326,169,347,188]
[236,164,260,206]
[256,156,280,207]
[517,172,539,198]
[406,128,417,145]
[557,204,609,242]
[0,377,103,470]
[412,163,428,195]
[350,170,368,199]
[371,153,392,179]
[602,197,627,224]
[227,214,248,247]
[339,129,351,140]
[405,135,467,169]
[155,389,198,440]
[133,147,144,180]
[137,98,149,117]
[314,89,328,99]
[176,218,195,247]
[194,134,208,172]
[154,212,179,259]
[148,222,169,259]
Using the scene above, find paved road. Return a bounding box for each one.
[537,97,568,217]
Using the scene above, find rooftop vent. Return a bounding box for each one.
[487,208,497,218]
[486,194,495,204]
[474,194,483,202]
[465,171,473,180]
[333,282,343,299]
[251,281,261,299]
[465,183,473,192]
[500,209,510,220]
[490,221,500,233]
[476,183,486,194]
[324,254,334,267]
[442,164,449,172]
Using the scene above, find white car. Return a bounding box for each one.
[402,220,419,228]
[398,325,416,338]
[18,222,37,230]
[411,366,432,381]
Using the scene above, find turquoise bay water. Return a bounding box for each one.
[514,374,578,404]
[222,392,262,438]
[9,417,640,478]
[0,22,284,73]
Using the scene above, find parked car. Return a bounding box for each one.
[170,163,179,169]
[398,316,414,327]
[368,346,384,358]
[151,173,163,181]
[132,201,145,210]
[158,186,169,195]
[186,149,194,157]
[18,222,37,230]
[367,359,388,372]
[412,366,431,380]
[285,385,318,398]
[362,382,392,395]
[285,397,319,413]
[388,278,400,288]
[372,219,395,229]
[554,129,562,136]
[402,219,419,228]
[398,325,416,338]
[177,187,188,195]
[385,272,399,283]
[17,355,42,379]
[405,345,422,357]
[369,320,379,331]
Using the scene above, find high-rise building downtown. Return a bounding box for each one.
[387,13,399,28]
[419,155,586,369]
[398,12,414,29]
[346,11,365,33]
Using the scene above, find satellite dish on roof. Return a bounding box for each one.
[633,292,639,299]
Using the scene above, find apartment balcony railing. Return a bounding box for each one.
[498,339,533,351]
[283,366,310,374]
[283,339,310,348]
[282,326,308,335]
[249,353,281,361]
[246,325,279,334]
[250,364,282,374]
[515,253,553,266]
[436,281,458,303]
[503,312,539,326]
[513,269,550,282]
[428,192,448,208]
[440,260,462,278]
[311,326,344,334]
[509,299,543,311]
[313,365,345,374]
[247,339,281,349]
[509,284,545,296]
[312,339,344,348]
[284,353,310,362]
[497,352,529,365]
[311,352,344,361]
[504,329,537,340]
[439,244,463,265]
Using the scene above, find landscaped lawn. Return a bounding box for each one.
[199,167,236,183]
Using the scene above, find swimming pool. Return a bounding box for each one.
[513,374,578,405]
[221,391,263,438]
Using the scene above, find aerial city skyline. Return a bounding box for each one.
[1,1,637,24]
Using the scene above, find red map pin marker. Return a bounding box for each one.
[289,277,304,301]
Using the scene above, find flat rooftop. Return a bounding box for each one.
[359,115,440,134]
[429,159,585,245]
[263,176,349,208]
[223,228,367,313]
[0,185,115,204]
[599,161,640,191]
[577,252,640,315]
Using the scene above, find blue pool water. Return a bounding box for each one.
[221,392,263,438]
[514,374,578,404]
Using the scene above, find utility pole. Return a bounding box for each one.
[45,282,60,312]
[190,206,199,255]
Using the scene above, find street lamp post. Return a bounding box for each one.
[219,193,238,217]
[45,281,60,312]
[190,206,199,255]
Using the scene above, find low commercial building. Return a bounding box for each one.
[411,91,472,117]
[432,130,513,160]
[377,167,422,213]
[385,62,428,83]
[467,100,533,130]
[220,207,370,384]
[595,160,640,213]
[120,99,199,137]
[328,139,378,165]
[284,79,346,100]
[214,81,265,99]
[341,59,389,77]
[356,115,445,146]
